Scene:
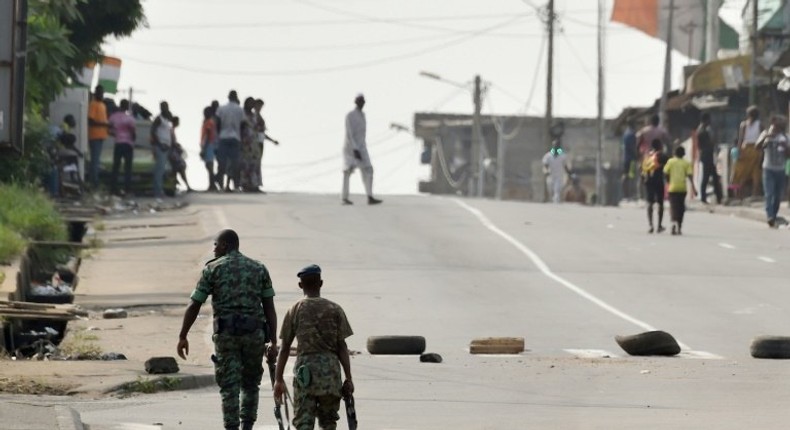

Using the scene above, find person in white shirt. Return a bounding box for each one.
[150,101,173,199]
[733,106,763,198]
[342,94,382,205]
[542,140,572,204]
[215,90,247,191]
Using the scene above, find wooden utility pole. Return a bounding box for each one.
[473,75,483,197]
[659,0,675,128]
[749,0,758,105]
[596,0,605,205]
[545,0,555,149]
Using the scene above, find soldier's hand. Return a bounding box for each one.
[342,379,354,397]
[266,343,278,362]
[273,380,285,405]
[177,338,189,360]
[353,149,362,160]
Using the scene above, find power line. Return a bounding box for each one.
[122,15,527,76]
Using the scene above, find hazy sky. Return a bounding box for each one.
[102,0,747,194]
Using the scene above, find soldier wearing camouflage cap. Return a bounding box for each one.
[177,229,278,430]
[273,264,354,430]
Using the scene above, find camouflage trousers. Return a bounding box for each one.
[213,331,266,429]
[292,353,342,430]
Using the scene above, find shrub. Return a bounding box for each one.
[0,184,66,242]
[0,224,25,264]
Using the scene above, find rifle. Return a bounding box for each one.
[267,355,291,430]
[343,391,358,430]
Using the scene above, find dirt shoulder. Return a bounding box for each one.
[0,197,221,398]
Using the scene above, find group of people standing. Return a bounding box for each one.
[622,105,790,233]
[200,90,279,193]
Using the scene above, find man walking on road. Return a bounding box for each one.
[542,140,571,204]
[177,229,278,430]
[756,114,789,227]
[696,112,723,204]
[342,93,382,205]
[274,264,354,430]
[641,139,669,233]
[216,90,247,192]
[664,146,697,236]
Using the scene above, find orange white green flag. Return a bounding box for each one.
[98,56,122,94]
[610,0,735,61]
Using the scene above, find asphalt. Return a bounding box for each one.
[0,193,784,430]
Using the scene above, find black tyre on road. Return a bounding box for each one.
[615,330,681,356]
[367,335,426,355]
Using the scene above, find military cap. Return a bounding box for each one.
[297,264,322,278]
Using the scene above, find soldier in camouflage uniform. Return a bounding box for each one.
[177,229,278,430]
[273,264,354,430]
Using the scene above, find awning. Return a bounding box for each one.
[685,55,753,94]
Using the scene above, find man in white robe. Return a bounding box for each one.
[342,94,382,205]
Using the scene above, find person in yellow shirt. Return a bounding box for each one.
[88,85,110,189]
[663,146,697,235]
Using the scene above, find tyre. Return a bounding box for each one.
[366,336,426,355]
[469,337,525,354]
[750,336,790,359]
[615,330,680,356]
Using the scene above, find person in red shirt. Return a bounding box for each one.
[201,106,220,191]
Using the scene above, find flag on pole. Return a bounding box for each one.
[74,61,96,88]
[97,56,122,94]
[611,0,736,61]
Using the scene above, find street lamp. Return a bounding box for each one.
[419,70,485,197]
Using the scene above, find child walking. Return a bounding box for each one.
[663,146,697,235]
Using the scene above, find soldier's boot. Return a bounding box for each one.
[241,422,254,430]
[225,427,239,430]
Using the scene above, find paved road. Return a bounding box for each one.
[67,193,790,429]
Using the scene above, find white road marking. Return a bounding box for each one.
[758,256,776,263]
[718,242,735,249]
[678,350,724,360]
[453,198,711,356]
[564,349,620,358]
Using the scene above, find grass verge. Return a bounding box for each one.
[0,377,76,395]
[0,223,26,264]
[58,329,103,359]
[118,376,181,396]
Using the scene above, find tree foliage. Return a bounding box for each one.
[65,0,147,70]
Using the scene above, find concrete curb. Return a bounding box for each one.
[54,405,84,430]
[102,373,215,395]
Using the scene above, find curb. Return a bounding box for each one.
[102,372,215,395]
[55,405,84,430]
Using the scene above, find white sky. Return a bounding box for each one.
[103,0,748,194]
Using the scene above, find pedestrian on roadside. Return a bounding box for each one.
[663,146,697,235]
[636,114,670,159]
[273,264,354,430]
[169,116,193,192]
[641,139,669,234]
[733,106,763,198]
[150,101,174,199]
[342,93,382,205]
[177,229,278,430]
[621,119,637,201]
[696,112,723,204]
[201,106,220,191]
[216,90,247,192]
[108,99,137,196]
[88,85,110,189]
[254,98,279,192]
[238,97,261,192]
[542,140,572,204]
[756,114,789,227]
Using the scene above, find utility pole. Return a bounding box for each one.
[749,0,758,105]
[473,75,483,197]
[658,0,675,128]
[596,0,605,206]
[545,0,555,149]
